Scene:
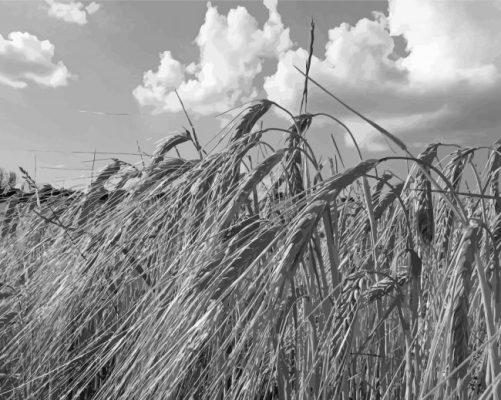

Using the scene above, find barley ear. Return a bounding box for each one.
[415,144,438,246]
[449,225,477,388]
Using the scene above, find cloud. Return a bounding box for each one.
[45,0,100,25]
[135,0,501,151]
[264,0,501,150]
[0,32,73,89]
[264,12,410,114]
[85,2,100,15]
[388,0,499,84]
[134,0,292,116]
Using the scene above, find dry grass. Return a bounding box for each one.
[0,89,500,400]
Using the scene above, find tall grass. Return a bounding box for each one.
[0,89,500,400]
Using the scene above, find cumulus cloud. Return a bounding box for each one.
[45,0,100,25]
[135,0,501,150]
[0,32,73,89]
[133,0,292,116]
[264,0,501,150]
[388,0,499,84]
[264,12,410,114]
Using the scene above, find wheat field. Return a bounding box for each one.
[0,83,500,399]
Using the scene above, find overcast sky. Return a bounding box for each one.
[0,0,500,187]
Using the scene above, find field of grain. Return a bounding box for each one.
[0,89,500,399]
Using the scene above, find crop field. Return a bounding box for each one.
[0,85,500,399]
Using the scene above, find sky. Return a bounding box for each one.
[0,0,500,188]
